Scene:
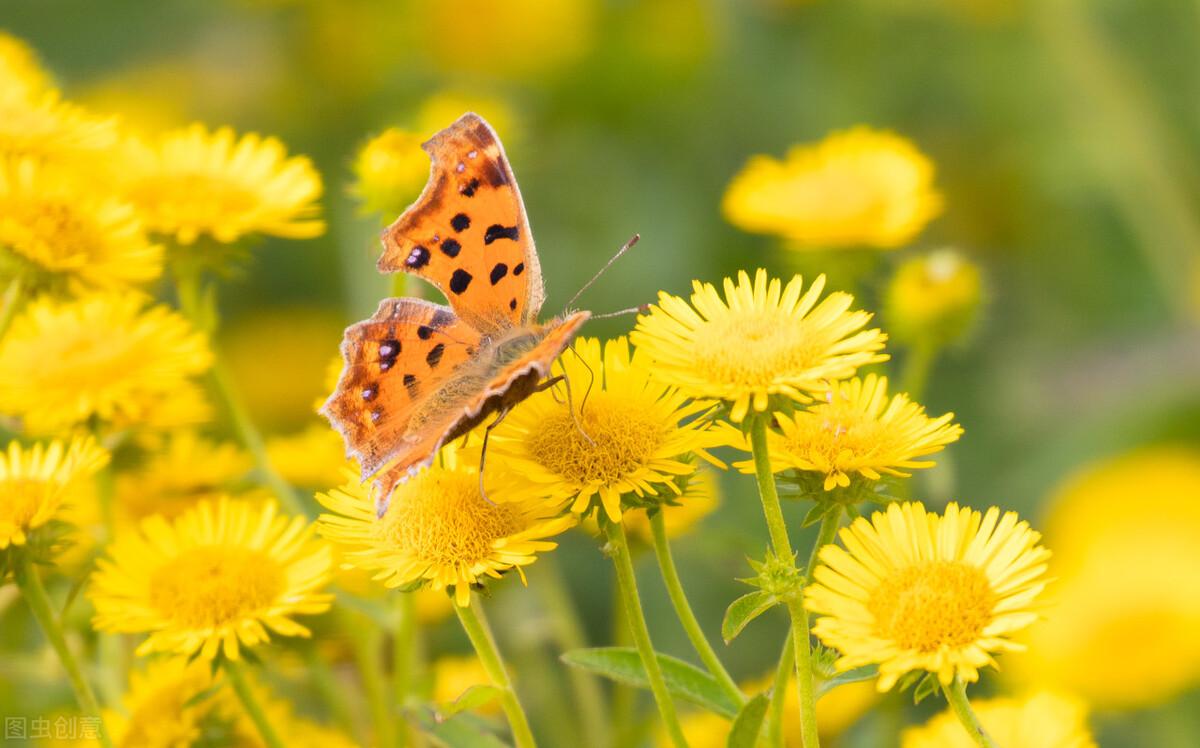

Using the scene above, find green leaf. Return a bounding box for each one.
[816,666,878,698]
[912,673,940,705]
[721,591,778,643]
[415,706,509,748]
[441,685,503,717]
[562,647,739,718]
[801,503,828,528]
[726,692,770,748]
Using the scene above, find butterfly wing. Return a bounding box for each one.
[369,310,591,512]
[378,113,545,335]
[321,297,484,478]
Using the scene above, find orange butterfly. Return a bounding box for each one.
[323,113,590,513]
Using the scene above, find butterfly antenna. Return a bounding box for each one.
[568,342,599,418]
[590,303,651,320]
[477,407,512,505]
[562,233,640,314]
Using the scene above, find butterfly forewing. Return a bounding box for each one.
[378,113,545,334]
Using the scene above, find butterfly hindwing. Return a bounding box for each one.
[321,297,483,476]
[378,113,545,334]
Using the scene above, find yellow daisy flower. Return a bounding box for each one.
[0,292,213,434]
[488,336,722,522]
[806,501,1049,691]
[901,691,1096,748]
[317,445,574,607]
[0,31,52,98]
[722,126,942,249]
[122,123,324,245]
[0,436,109,549]
[0,159,162,293]
[631,269,888,422]
[351,127,430,218]
[114,431,255,525]
[103,657,220,748]
[725,375,962,490]
[885,249,984,347]
[0,88,118,164]
[90,497,333,661]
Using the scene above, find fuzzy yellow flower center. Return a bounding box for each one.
[0,478,49,530]
[789,409,886,464]
[526,394,667,485]
[868,561,995,652]
[383,471,523,565]
[150,546,283,628]
[692,311,825,387]
[4,200,98,265]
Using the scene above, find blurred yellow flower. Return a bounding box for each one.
[316,444,574,607]
[901,690,1096,748]
[416,92,517,143]
[351,127,429,218]
[122,123,324,245]
[0,88,118,164]
[723,127,942,249]
[90,497,333,661]
[266,423,353,489]
[0,159,162,293]
[432,654,499,714]
[725,375,962,490]
[1014,448,1200,709]
[0,293,213,434]
[489,336,721,522]
[621,468,720,545]
[420,0,596,79]
[0,436,108,549]
[631,269,888,422]
[226,675,359,748]
[0,31,52,98]
[103,657,220,748]
[114,431,254,525]
[807,502,1049,691]
[885,249,984,347]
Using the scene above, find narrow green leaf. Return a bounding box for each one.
[721,590,778,644]
[801,503,828,528]
[912,673,940,705]
[562,647,739,718]
[415,706,509,748]
[441,685,503,717]
[726,692,770,748]
[816,665,878,698]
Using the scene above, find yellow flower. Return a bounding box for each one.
[114,431,255,525]
[432,654,499,714]
[90,497,333,661]
[317,445,574,607]
[0,88,118,164]
[0,31,52,98]
[723,127,942,249]
[488,336,722,522]
[621,467,721,544]
[0,436,109,549]
[885,249,983,347]
[631,269,888,422]
[351,127,429,218]
[122,123,324,244]
[0,293,213,434]
[266,423,354,489]
[103,657,220,748]
[901,691,1096,748]
[725,375,962,490]
[1013,448,1200,709]
[806,501,1049,691]
[416,92,517,142]
[0,159,162,293]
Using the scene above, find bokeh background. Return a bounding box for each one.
[3,0,1199,745]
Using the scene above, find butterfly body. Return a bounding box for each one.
[322,113,589,511]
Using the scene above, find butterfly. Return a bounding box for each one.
[322,113,590,514]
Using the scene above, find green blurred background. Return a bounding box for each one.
[3,0,1199,745]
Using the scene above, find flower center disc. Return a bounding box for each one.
[150,546,283,628]
[692,312,820,387]
[0,478,47,530]
[868,560,995,652]
[384,472,522,565]
[526,394,665,484]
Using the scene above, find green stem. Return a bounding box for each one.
[648,510,745,708]
[0,273,25,341]
[610,577,638,745]
[899,339,937,402]
[766,630,793,748]
[805,507,842,586]
[534,556,610,748]
[604,519,689,748]
[226,659,286,748]
[942,678,998,748]
[347,609,396,748]
[455,597,537,748]
[748,416,820,748]
[172,272,305,516]
[14,553,115,748]
[392,593,416,747]
[304,644,361,743]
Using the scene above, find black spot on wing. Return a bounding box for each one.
[406,246,430,269]
[417,325,433,340]
[461,178,479,197]
[490,263,508,285]
[513,262,525,276]
[403,374,418,396]
[484,225,519,245]
[451,213,470,232]
[449,269,473,294]
[509,298,518,311]
[440,238,461,257]
[426,343,445,368]
[431,309,456,328]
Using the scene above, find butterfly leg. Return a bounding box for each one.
[558,362,595,447]
[477,406,514,505]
